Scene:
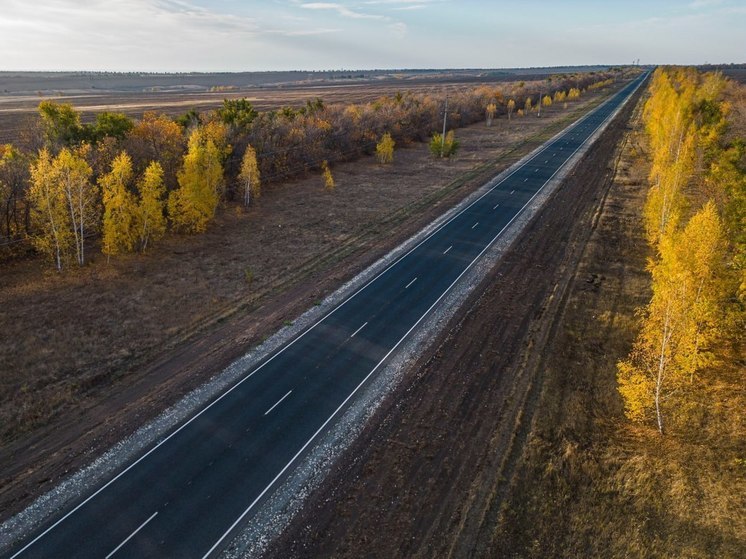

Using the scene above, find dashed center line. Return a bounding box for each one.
[350,321,368,338]
[472,221,479,229]
[105,512,158,559]
[510,190,515,195]
[264,390,293,416]
[493,203,500,210]
[443,245,452,254]
[405,277,418,289]
[523,178,528,182]
[534,168,538,172]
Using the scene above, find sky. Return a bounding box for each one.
[0,0,744,72]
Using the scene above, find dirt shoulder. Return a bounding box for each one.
[264,80,644,558]
[0,90,615,520]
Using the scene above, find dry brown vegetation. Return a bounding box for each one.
[0,85,615,519]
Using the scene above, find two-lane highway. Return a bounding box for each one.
[6,72,647,558]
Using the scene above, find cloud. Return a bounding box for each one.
[388,21,407,36]
[689,0,723,8]
[300,2,385,19]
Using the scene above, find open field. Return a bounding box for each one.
[0,68,610,144]
[0,82,617,520]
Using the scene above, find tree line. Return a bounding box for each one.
[0,70,626,270]
[617,67,745,434]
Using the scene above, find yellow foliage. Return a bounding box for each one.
[542,95,552,107]
[321,160,334,191]
[238,144,261,206]
[28,149,73,270]
[100,152,137,255]
[137,161,166,251]
[485,103,497,126]
[376,133,395,164]
[169,127,223,233]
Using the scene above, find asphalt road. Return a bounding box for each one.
[6,72,647,559]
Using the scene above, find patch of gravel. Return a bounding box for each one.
[0,81,641,558]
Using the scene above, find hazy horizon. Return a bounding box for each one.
[1,1,745,73]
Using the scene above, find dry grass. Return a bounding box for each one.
[0,95,606,447]
[492,90,746,558]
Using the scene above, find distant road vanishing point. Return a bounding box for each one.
[6,72,648,559]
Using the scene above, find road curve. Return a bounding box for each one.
[5,73,648,559]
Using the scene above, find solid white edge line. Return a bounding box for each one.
[264,391,293,416]
[199,74,647,559]
[349,321,368,338]
[104,511,158,559]
[405,277,418,289]
[9,74,647,559]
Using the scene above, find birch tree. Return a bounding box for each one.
[100,152,137,256]
[238,145,261,207]
[54,147,96,266]
[168,128,223,233]
[28,149,71,270]
[136,161,166,251]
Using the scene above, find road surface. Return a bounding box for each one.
[6,73,647,559]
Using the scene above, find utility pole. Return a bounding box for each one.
[441,97,448,158]
[537,90,542,118]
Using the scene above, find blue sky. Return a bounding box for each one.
[1,0,744,71]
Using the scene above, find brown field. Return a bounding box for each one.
[0,81,616,519]
[0,68,590,144]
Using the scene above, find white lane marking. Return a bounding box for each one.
[105,512,158,559]
[510,190,515,195]
[523,178,528,182]
[443,245,452,254]
[350,321,368,338]
[10,76,647,559]
[405,277,418,289]
[472,222,479,229]
[534,168,538,172]
[264,390,292,416]
[493,204,499,210]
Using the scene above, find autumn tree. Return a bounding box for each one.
[168,127,223,233]
[567,87,581,100]
[28,149,71,270]
[136,161,167,251]
[321,160,335,191]
[54,146,97,266]
[100,152,137,256]
[542,95,552,108]
[485,103,497,126]
[429,131,459,158]
[507,99,516,121]
[376,132,395,164]
[524,97,533,113]
[125,112,184,186]
[238,144,261,207]
[618,202,726,433]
